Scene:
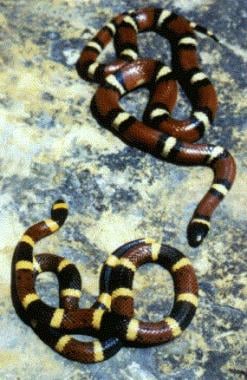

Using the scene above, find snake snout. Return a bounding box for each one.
[50,199,69,227]
[187,222,209,247]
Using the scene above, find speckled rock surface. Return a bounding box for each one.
[0,0,246,379]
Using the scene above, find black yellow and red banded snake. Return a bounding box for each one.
[76,7,236,248]
[12,7,236,363]
[12,200,198,363]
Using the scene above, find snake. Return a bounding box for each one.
[11,7,236,363]
[76,8,236,247]
[76,7,219,142]
[12,200,198,362]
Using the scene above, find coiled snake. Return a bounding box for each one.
[77,7,236,247]
[12,7,236,363]
[12,201,198,363]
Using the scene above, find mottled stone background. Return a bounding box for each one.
[0,0,246,379]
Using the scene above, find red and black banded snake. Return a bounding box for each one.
[12,200,198,362]
[76,7,220,142]
[76,7,236,247]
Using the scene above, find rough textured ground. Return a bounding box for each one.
[0,0,246,379]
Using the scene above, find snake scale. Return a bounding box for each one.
[12,7,236,363]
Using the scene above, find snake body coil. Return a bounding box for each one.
[76,7,236,247]
[90,59,236,247]
[12,201,198,362]
[76,7,219,142]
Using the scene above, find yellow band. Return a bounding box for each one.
[151,242,161,261]
[126,318,139,341]
[192,218,211,228]
[33,257,42,273]
[21,235,35,247]
[61,288,81,298]
[93,340,104,362]
[55,335,71,353]
[172,258,191,272]
[16,260,33,271]
[57,259,71,272]
[164,317,182,337]
[111,287,133,300]
[119,258,136,272]
[44,219,59,232]
[22,293,40,309]
[177,293,198,307]
[92,309,105,330]
[97,292,111,309]
[52,202,68,210]
[105,255,119,267]
[50,308,64,328]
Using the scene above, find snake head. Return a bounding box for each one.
[187,221,210,247]
[51,199,69,227]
